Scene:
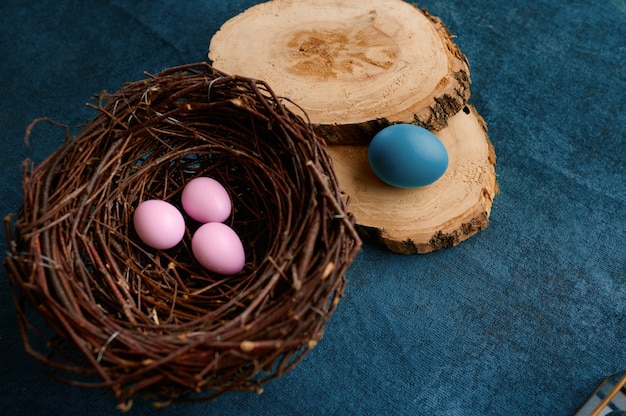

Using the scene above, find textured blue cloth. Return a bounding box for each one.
[1,0,624,414]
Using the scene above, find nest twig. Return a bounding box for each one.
[4,62,361,408]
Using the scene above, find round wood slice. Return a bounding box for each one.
[327,105,497,254]
[209,0,470,144]
[208,0,497,253]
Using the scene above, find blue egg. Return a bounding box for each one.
[368,124,449,188]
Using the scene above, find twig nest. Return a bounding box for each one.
[4,62,361,407]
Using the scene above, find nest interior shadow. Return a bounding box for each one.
[4,62,361,407]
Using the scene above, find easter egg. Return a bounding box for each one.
[133,200,185,249]
[181,177,232,223]
[192,222,245,275]
[368,124,449,188]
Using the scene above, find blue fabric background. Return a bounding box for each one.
[1,0,624,414]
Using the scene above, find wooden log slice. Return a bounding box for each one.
[209,0,497,253]
[327,105,497,253]
[209,0,471,144]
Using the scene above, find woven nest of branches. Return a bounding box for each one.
[4,62,361,408]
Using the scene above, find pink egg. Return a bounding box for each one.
[181,177,232,223]
[192,222,245,275]
[133,200,185,250]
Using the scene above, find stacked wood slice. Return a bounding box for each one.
[209,0,497,253]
